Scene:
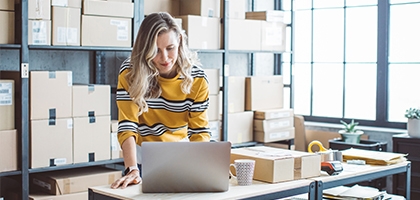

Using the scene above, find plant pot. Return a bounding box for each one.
[407,118,420,138]
[338,130,364,144]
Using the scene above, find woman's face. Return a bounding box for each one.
[152,30,180,78]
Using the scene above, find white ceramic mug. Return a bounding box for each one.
[229,159,255,186]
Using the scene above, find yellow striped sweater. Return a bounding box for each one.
[116,58,211,146]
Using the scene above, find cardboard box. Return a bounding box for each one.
[227,111,253,144]
[227,76,245,113]
[72,84,110,117]
[254,117,294,132]
[225,19,261,51]
[177,15,221,50]
[28,20,51,45]
[30,71,73,120]
[29,192,88,200]
[245,76,284,111]
[208,94,220,120]
[51,7,81,46]
[220,0,246,19]
[144,0,180,16]
[245,10,285,22]
[254,108,294,120]
[254,127,295,143]
[0,80,14,130]
[73,115,111,163]
[29,0,51,20]
[0,11,14,44]
[203,68,220,95]
[230,146,294,183]
[0,130,17,172]
[0,0,14,11]
[51,0,82,8]
[261,21,287,52]
[31,118,73,168]
[208,120,220,141]
[82,0,133,18]
[180,0,220,18]
[31,167,122,195]
[110,120,122,159]
[81,15,132,47]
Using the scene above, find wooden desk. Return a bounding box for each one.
[88,179,316,200]
[309,161,411,200]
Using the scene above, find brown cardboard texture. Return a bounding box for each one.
[0,0,14,11]
[0,80,14,130]
[245,76,284,111]
[29,192,87,200]
[0,11,14,44]
[72,84,110,117]
[31,118,73,168]
[245,10,285,22]
[230,146,294,183]
[0,129,17,172]
[29,0,51,19]
[51,7,81,46]
[177,15,221,50]
[73,115,111,163]
[228,76,245,113]
[227,111,253,144]
[254,117,294,132]
[254,127,295,143]
[180,0,220,18]
[30,71,72,120]
[31,167,122,195]
[144,0,179,16]
[254,108,294,120]
[82,0,133,18]
[208,94,220,120]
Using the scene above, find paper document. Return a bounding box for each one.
[341,148,407,165]
[323,185,386,200]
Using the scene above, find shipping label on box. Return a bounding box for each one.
[254,117,294,132]
[28,20,51,45]
[254,127,295,143]
[0,80,14,131]
[254,108,294,120]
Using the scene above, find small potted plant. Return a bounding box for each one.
[405,107,420,138]
[338,119,364,144]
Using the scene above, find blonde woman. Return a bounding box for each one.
[111,12,211,189]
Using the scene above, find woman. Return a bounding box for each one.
[111,12,211,189]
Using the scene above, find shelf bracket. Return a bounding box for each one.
[21,63,29,78]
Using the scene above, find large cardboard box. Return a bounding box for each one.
[29,0,51,19]
[144,0,179,16]
[254,108,294,120]
[30,71,73,120]
[0,0,14,11]
[110,120,122,159]
[245,76,284,111]
[51,7,81,46]
[51,0,81,8]
[220,0,246,19]
[180,0,220,18]
[254,117,294,132]
[203,68,220,95]
[72,84,110,117]
[208,94,220,120]
[226,19,261,51]
[29,192,88,200]
[31,167,122,195]
[28,20,51,45]
[82,0,133,18]
[0,80,14,130]
[177,15,221,50]
[261,21,287,52]
[245,10,285,22]
[81,15,132,47]
[0,11,14,44]
[230,146,294,183]
[227,111,253,144]
[73,115,111,163]
[0,130,17,172]
[227,76,245,113]
[254,127,295,143]
[31,118,73,168]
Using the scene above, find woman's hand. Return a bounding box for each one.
[111,169,142,189]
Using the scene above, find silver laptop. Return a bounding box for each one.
[141,141,231,193]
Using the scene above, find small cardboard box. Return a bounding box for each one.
[230,146,294,183]
[31,167,122,195]
[245,10,285,22]
[0,80,14,131]
[254,108,294,120]
[0,0,14,11]
[261,21,287,52]
[254,117,294,132]
[29,0,51,19]
[82,0,134,18]
[177,15,221,50]
[180,0,220,18]
[225,19,261,51]
[245,76,284,111]
[0,11,14,44]
[144,0,180,16]
[51,7,81,46]
[0,129,17,172]
[254,127,295,143]
[28,20,51,45]
[72,84,110,117]
[227,111,253,144]
[220,0,246,19]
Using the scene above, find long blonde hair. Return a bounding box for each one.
[128,12,200,115]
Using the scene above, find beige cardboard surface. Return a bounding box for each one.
[227,111,253,144]
[29,192,88,200]
[30,71,72,120]
[51,0,81,8]
[52,7,81,46]
[31,118,73,168]
[0,129,17,172]
[81,15,132,47]
[230,146,295,183]
[254,127,295,143]
[208,120,220,141]
[245,76,284,111]
[177,15,221,50]
[246,10,285,22]
[110,120,122,159]
[28,0,51,19]
[208,94,220,120]
[261,21,287,52]
[31,167,121,195]
[82,0,133,18]
[0,0,14,11]
[228,76,245,113]
[144,0,179,16]
[254,117,294,132]
[226,19,261,51]
[28,20,51,45]
[220,0,246,19]
[0,11,14,44]
[73,115,111,163]
[0,80,14,130]
[254,108,294,120]
[203,68,220,95]
[72,84,110,117]
[180,0,220,18]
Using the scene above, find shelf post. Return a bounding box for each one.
[221,0,229,141]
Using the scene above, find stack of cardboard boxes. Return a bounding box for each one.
[0,0,14,44]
